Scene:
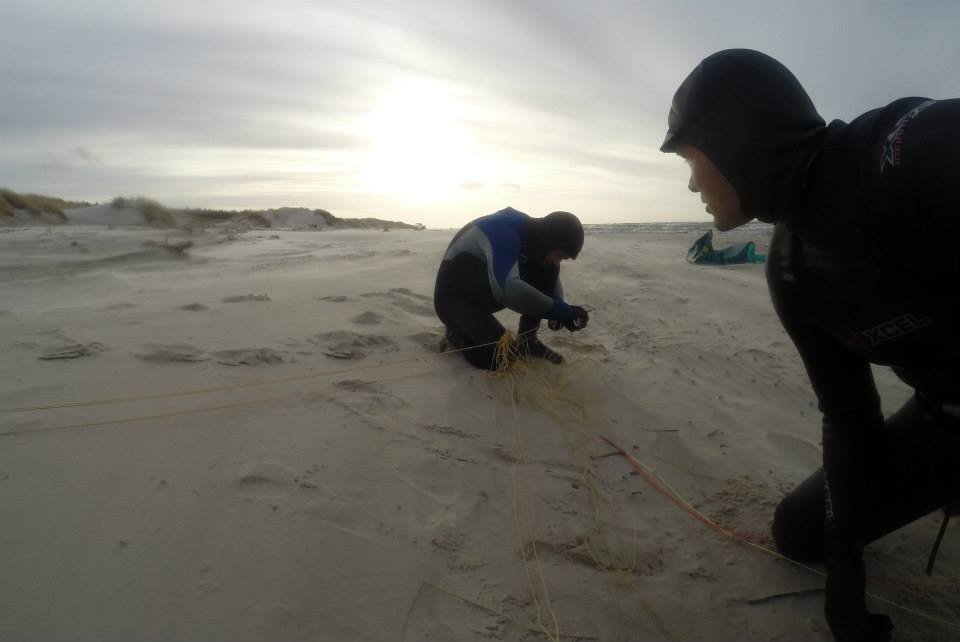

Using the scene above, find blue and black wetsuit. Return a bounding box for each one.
[434,207,581,369]
[662,49,960,640]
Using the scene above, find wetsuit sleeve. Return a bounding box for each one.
[553,277,564,301]
[498,261,571,319]
[477,225,571,319]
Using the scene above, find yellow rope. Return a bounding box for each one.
[502,351,677,641]
[6,323,956,634]
[402,582,599,640]
[606,439,960,630]
[1,337,506,414]
[0,361,473,437]
[493,331,562,642]
[502,348,960,636]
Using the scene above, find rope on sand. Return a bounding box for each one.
[492,334,678,642]
[599,434,960,631]
[5,327,958,633]
[0,361,474,437]
[399,581,599,641]
[493,331,563,642]
[0,337,510,414]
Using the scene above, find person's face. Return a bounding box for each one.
[544,249,572,266]
[676,144,749,231]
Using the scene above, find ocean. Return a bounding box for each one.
[583,220,774,235]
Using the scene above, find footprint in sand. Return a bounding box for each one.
[653,432,721,480]
[135,344,209,363]
[106,302,137,310]
[360,288,434,316]
[235,462,298,498]
[550,336,609,355]
[350,311,383,325]
[221,294,271,303]
[766,431,822,469]
[331,380,407,416]
[406,331,446,353]
[212,348,287,366]
[319,295,349,303]
[179,303,209,311]
[33,329,108,360]
[312,330,398,360]
[38,342,109,360]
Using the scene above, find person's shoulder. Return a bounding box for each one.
[474,208,526,252]
[494,207,530,223]
[477,208,527,233]
[846,97,936,157]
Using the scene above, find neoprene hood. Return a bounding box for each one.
[525,211,584,261]
[661,49,827,222]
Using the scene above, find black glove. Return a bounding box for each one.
[563,306,589,332]
[547,319,563,331]
[825,557,893,642]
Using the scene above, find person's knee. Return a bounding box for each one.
[772,494,825,562]
[461,346,499,370]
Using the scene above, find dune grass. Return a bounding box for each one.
[112,196,177,227]
[3,190,420,230]
[184,208,272,228]
[0,189,90,221]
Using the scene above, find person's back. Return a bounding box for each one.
[768,95,960,400]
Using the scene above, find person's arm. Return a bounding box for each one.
[767,234,890,641]
[499,261,570,318]
[477,227,571,319]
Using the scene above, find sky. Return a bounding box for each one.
[2,0,959,228]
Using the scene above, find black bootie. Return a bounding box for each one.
[518,316,564,364]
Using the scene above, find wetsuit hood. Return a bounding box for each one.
[523,211,584,262]
[660,49,827,222]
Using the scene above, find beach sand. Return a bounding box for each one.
[1,221,956,642]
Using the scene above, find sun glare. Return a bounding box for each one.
[359,79,499,203]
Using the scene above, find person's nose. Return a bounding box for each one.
[688,175,698,193]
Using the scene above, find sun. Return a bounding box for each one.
[358,79,498,203]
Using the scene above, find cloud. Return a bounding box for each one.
[2,0,960,224]
[72,146,103,165]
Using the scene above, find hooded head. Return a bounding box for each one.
[524,211,584,264]
[661,49,826,223]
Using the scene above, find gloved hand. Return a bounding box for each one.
[547,319,563,331]
[563,305,589,332]
[825,557,893,642]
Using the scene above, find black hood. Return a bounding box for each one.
[523,211,584,262]
[660,49,827,222]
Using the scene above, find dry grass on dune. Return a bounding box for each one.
[183,208,274,228]
[111,196,178,227]
[0,189,91,220]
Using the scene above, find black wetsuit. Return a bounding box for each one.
[768,97,960,566]
[662,49,960,640]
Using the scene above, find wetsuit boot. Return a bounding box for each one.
[517,316,563,364]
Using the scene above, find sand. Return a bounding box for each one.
[1,220,957,642]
